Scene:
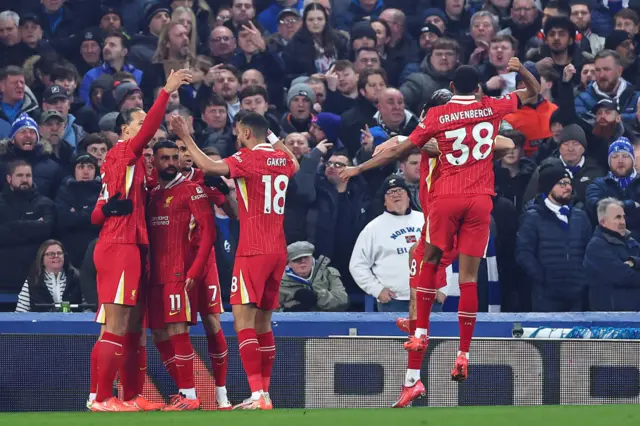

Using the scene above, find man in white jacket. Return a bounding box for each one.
[350,175,424,312]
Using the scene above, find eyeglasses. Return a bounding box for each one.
[44,251,64,258]
[385,188,405,196]
[211,36,234,43]
[556,180,572,188]
[279,17,300,25]
[326,161,347,168]
[216,15,230,22]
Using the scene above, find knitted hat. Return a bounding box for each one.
[9,114,40,144]
[423,8,447,23]
[74,153,98,168]
[114,81,142,108]
[605,30,633,51]
[80,27,103,46]
[350,21,377,42]
[369,126,390,146]
[381,175,409,194]
[312,113,341,142]
[558,124,587,149]
[99,112,119,133]
[144,2,170,28]
[420,23,442,38]
[287,83,315,106]
[608,137,635,165]
[538,161,571,194]
[516,61,540,85]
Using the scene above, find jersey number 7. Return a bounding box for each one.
[262,175,289,215]
[445,122,495,166]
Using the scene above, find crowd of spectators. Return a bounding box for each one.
[2,0,640,314]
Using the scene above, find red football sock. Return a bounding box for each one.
[170,333,195,389]
[137,344,147,395]
[458,282,478,353]
[96,332,125,402]
[89,340,100,394]
[415,262,437,332]
[155,339,179,384]
[207,330,228,387]
[120,332,141,400]
[409,319,416,334]
[407,318,425,369]
[237,328,263,393]
[257,331,275,392]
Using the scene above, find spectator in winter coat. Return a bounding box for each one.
[308,112,345,152]
[523,124,605,209]
[378,8,420,87]
[0,66,40,138]
[575,50,640,124]
[584,197,640,311]
[586,137,640,240]
[400,38,459,115]
[494,130,536,212]
[38,110,74,173]
[265,7,303,56]
[335,0,385,32]
[0,115,65,199]
[259,1,304,35]
[0,160,54,295]
[516,162,592,312]
[79,238,97,310]
[281,83,316,135]
[54,155,101,268]
[497,0,543,60]
[399,148,421,211]
[569,1,605,55]
[373,88,418,137]
[15,239,82,312]
[350,175,422,312]
[280,241,349,311]
[41,85,86,150]
[128,3,172,70]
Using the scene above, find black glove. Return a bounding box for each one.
[102,192,133,217]
[204,175,230,195]
[292,288,317,310]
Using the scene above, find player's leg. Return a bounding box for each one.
[163,282,200,410]
[121,301,143,403]
[151,328,178,384]
[451,196,493,382]
[395,243,419,334]
[199,261,231,409]
[88,324,105,409]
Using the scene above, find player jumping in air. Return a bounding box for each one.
[146,139,215,411]
[179,112,299,409]
[89,69,192,412]
[340,57,539,400]
[172,133,237,409]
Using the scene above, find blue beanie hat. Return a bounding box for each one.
[312,112,341,142]
[9,114,40,144]
[608,137,635,165]
[423,8,447,23]
[368,126,390,146]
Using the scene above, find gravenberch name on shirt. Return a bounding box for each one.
[267,158,287,167]
[438,107,495,124]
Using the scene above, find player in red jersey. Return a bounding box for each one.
[175,138,236,409]
[341,57,539,385]
[178,112,299,410]
[89,70,192,413]
[146,140,215,411]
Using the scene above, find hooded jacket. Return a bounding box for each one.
[0,87,40,138]
[575,79,640,124]
[400,54,456,114]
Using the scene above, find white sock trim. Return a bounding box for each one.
[404,369,421,387]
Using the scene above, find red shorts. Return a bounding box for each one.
[94,243,144,323]
[230,254,287,311]
[426,195,492,258]
[198,256,224,315]
[409,227,458,290]
[147,282,198,330]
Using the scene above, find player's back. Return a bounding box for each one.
[98,140,149,245]
[224,144,295,256]
[426,94,518,198]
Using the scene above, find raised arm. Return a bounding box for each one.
[339,137,415,181]
[170,115,231,177]
[272,136,300,173]
[129,69,193,157]
[508,58,541,105]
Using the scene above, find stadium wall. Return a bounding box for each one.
[1,313,639,411]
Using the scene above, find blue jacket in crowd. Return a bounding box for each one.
[574,79,640,123]
[79,63,143,106]
[335,0,385,31]
[516,196,592,312]
[584,226,640,311]
[258,0,305,34]
[586,176,640,240]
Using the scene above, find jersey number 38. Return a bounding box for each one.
[444,122,495,166]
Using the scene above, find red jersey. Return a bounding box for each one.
[93,89,170,244]
[409,94,519,198]
[223,143,296,256]
[184,167,225,246]
[147,175,215,284]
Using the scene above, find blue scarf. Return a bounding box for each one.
[607,169,637,190]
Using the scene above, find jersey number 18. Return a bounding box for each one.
[262,175,290,215]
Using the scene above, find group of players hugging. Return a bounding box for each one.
[87,55,539,411]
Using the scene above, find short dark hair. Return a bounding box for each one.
[0,65,24,80]
[51,64,79,83]
[7,159,31,176]
[357,67,388,92]
[239,85,269,103]
[545,1,570,15]
[104,31,129,49]
[115,107,144,133]
[113,71,136,84]
[166,104,192,118]
[217,64,241,82]
[334,59,356,73]
[203,146,221,156]
[202,93,228,111]
[499,129,526,148]
[153,139,178,153]
[238,112,269,139]
[331,150,352,165]
[491,34,519,52]
[233,109,251,126]
[78,132,113,152]
[432,37,461,55]
[614,8,639,25]
[355,47,380,60]
[543,16,575,38]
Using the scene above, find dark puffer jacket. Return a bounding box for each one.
[516,196,592,312]
[586,176,640,240]
[399,54,456,114]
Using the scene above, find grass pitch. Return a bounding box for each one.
[3,405,640,426]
